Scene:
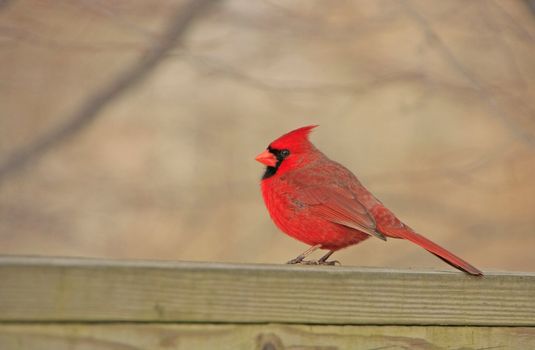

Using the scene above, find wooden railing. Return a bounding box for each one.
[0,256,534,349]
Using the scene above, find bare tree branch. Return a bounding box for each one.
[492,0,535,43]
[0,0,220,182]
[402,0,535,147]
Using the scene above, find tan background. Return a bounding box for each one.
[1,0,534,272]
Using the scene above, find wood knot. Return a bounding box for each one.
[256,333,338,350]
[256,333,285,350]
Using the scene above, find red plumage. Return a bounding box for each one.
[256,125,482,276]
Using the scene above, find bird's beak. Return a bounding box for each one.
[255,149,277,167]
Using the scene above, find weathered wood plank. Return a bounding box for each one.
[0,324,534,350]
[0,256,534,325]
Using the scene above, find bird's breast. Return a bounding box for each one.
[261,177,298,234]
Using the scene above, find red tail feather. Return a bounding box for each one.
[388,229,482,276]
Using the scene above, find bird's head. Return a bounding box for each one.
[255,125,319,179]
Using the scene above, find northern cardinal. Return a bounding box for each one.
[255,125,482,275]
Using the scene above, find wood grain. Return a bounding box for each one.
[0,256,534,325]
[0,324,534,350]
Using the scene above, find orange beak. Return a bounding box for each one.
[255,149,277,167]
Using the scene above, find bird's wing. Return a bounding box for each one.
[295,184,386,241]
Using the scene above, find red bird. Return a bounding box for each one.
[255,125,482,276]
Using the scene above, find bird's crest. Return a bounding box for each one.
[269,125,318,150]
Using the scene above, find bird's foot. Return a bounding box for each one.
[286,259,341,266]
[286,256,305,264]
[316,259,341,266]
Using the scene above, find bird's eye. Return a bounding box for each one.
[280,149,290,158]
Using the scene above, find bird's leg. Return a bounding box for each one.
[286,244,321,264]
[317,250,340,266]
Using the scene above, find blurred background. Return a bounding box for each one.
[1,0,534,272]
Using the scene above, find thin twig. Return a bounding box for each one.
[0,0,220,181]
[182,50,424,94]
